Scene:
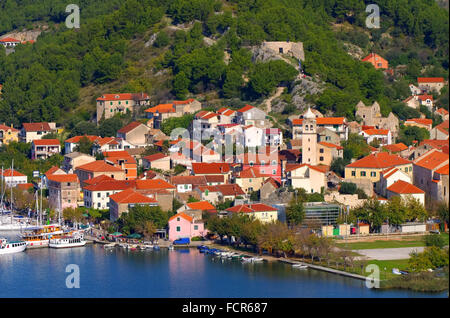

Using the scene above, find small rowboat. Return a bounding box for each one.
[292,264,308,269]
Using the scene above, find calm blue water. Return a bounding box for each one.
[0,244,446,298]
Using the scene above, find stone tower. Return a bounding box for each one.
[301,107,317,165]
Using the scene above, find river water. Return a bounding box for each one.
[0,244,446,298]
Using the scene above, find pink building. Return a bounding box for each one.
[168,213,206,242]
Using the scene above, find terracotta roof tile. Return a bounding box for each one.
[435,164,449,175]
[47,174,78,183]
[169,212,193,223]
[414,150,449,170]
[1,169,26,177]
[32,139,60,146]
[117,121,145,134]
[417,77,444,83]
[387,180,424,194]
[382,143,408,153]
[76,160,123,172]
[22,122,51,132]
[346,152,411,169]
[192,163,230,175]
[226,204,277,213]
[186,201,215,211]
[109,188,157,204]
[96,93,149,101]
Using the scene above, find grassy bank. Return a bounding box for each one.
[380,269,449,293]
[336,233,449,250]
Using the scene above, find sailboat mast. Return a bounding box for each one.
[10,160,14,223]
[1,166,3,214]
[40,181,43,226]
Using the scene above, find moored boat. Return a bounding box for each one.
[0,237,27,254]
[292,264,308,269]
[49,235,86,248]
[21,224,64,248]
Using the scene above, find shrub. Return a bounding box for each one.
[424,234,446,248]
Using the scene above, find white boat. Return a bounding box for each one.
[0,237,27,255]
[168,245,174,250]
[104,243,116,249]
[49,236,86,248]
[21,224,64,248]
[252,257,264,262]
[392,268,402,275]
[292,264,308,269]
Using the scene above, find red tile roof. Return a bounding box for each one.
[65,135,100,144]
[414,150,449,170]
[172,99,195,105]
[226,204,277,213]
[417,77,444,83]
[1,169,26,177]
[0,37,20,43]
[292,117,345,125]
[76,160,123,172]
[117,121,145,134]
[47,174,79,183]
[192,163,230,175]
[318,142,343,150]
[134,179,175,190]
[45,166,62,177]
[109,188,157,204]
[362,128,389,135]
[22,122,52,132]
[238,167,271,178]
[83,180,135,191]
[169,212,193,223]
[238,104,255,113]
[32,139,60,146]
[417,95,433,102]
[387,180,424,194]
[0,124,19,132]
[263,177,280,189]
[405,118,432,126]
[144,104,175,113]
[419,139,448,150]
[382,143,408,153]
[197,184,245,196]
[143,153,168,162]
[346,152,411,169]
[83,175,115,185]
[186,201,215,211]
[285,163,326,173]
[361,53,385,62]
[435,164,449,175]
[436,108,449,116]
[96,93,149,101]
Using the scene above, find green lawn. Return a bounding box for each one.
[337,233,449,250]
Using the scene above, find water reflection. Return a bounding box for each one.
[0,244,445,298]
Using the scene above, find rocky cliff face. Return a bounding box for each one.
[1,27,44,42]
[271,74,325,114]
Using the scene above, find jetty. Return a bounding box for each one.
[278,259,367,281]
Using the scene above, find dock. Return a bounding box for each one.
[209,244,368,281]
[278,259,367,281]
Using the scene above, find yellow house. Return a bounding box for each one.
[226,204,278,224]
[345,152,412,183]
[235,167,270,193]
[0,123,19,145]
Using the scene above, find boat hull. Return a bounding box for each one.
[0,243,27,254]
[49,241,87,248]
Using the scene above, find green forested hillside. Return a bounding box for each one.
[0,0,448,129]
